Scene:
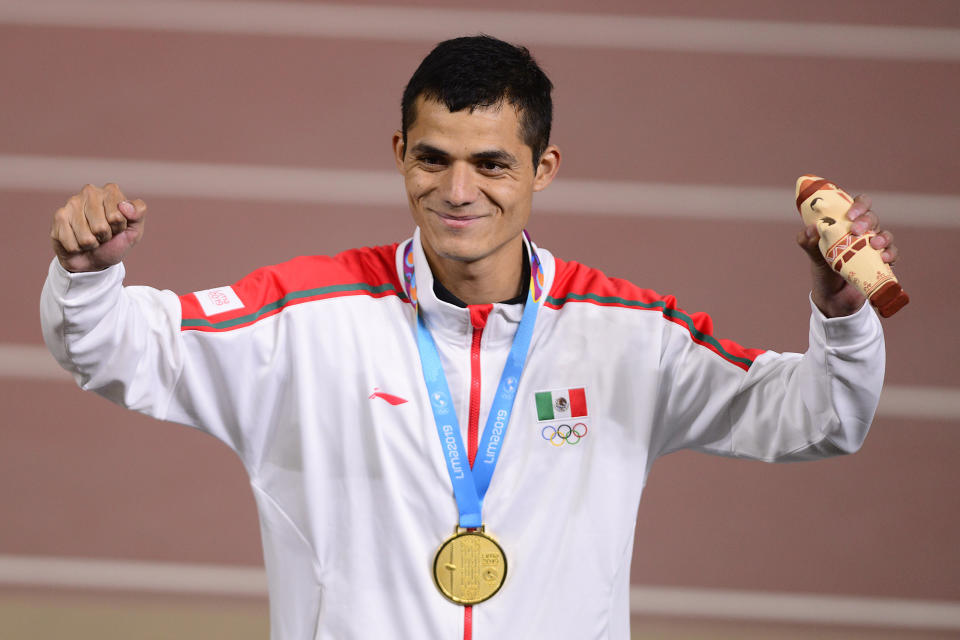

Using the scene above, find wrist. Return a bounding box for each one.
[811,291,867,318]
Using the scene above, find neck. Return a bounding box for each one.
[425,236,525,305]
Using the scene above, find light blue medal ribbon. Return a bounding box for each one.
[404,237,543,528]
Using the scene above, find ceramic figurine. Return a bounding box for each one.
[795,175,908,317]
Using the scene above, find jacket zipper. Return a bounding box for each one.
[467,324,483,468]
[466,304,492,468]
[464,304,492,640]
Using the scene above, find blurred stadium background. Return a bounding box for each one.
[1,0,958,637]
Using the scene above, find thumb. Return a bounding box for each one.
[797,224,824,263]
[118,198,147,222]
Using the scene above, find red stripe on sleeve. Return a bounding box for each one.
[549,258,767,370]
[179,243,403,331]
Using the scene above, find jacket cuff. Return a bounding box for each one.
[808,293,882,348]
[47,258,125,303]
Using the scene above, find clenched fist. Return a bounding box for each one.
[50,183,147,273]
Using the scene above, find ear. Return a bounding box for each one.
[392,131,405,173]
[532,145,561,192]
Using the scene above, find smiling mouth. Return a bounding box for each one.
[430,209,486,227]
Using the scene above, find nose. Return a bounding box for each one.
[440,161,479,208]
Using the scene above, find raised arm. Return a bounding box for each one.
[653,194,896,461]
[40,184,255,457]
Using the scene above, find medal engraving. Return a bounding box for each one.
[433,528,507,605]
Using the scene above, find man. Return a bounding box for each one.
[41,36,896,640]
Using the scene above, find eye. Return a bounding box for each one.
[478,161,506,174]
[418,155,447,169]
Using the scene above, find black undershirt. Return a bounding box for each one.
[433,245,531,308]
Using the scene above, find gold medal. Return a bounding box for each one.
[432,526,507,605]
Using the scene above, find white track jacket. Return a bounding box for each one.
[40,229,885,640]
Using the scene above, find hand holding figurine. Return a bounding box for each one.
[795,175,907,318]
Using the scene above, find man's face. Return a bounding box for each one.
[393,97,558,271]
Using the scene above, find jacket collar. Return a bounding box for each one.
[395,228,555,347]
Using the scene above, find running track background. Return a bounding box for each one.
[1,1,959,638]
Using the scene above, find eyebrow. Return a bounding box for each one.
[409,143,519,166]
[472,149,519,166]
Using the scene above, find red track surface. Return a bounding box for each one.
[2,0,958,633]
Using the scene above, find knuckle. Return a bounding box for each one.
[90,221,111,236]
[104,182,125,199]
[77,234,99,250]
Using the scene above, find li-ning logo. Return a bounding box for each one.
[541,423,588,446]
[369,388,408,405]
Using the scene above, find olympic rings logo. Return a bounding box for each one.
[541,423,588,446]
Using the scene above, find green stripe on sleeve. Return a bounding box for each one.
[545,293,754,368]
[182,282,404,330]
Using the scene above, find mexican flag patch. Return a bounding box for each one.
[535,388,588,421]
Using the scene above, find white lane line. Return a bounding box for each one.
[3,155,405,208]
[0,343,72,382]
[541,179,960,228]
[1,0,958,61]
[629,585,960,631]
[0,554,957,630]
[5,343,959,422]
[3,154,958,228]
[0,555,266,597]
[878,385,960,421]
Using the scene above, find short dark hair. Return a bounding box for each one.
[401,35,554,168]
